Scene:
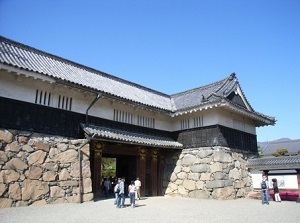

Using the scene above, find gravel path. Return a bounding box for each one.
[1,197,300,223]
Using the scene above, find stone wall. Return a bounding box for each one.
[0,129,93,208]
[163,146,253,199]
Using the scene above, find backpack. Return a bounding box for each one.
[261,181,267,189]
[114,183,120,193]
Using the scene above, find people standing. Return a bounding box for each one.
[272,178,281,202]
[113,178,121,206]
[117,177,125,208]
[128,180,136,208]
[135,177,141,200]
[261,175,269,205]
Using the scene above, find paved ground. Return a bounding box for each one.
[1,197,300,223]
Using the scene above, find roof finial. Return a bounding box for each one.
[230,72,236,78]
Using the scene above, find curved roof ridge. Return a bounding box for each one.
[171,75,228,97]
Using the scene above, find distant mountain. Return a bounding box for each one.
[258,138,291,149]
[258,138,300,156]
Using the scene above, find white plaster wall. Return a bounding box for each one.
[216,108,256,134]
[0,70,257,134]
[251,170,298,189]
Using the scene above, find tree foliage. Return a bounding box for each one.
[271,148,289,157]
[102,158,116,177]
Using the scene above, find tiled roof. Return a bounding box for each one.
[81,124,183,148]
[0,36,172,111]
[0,36,275,125]
[247,156,300,170]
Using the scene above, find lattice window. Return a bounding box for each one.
[193,116,203,128]
[35,90,51,106]
[113,109,155,128]
[35,90,72,111]
[180,119,190,130]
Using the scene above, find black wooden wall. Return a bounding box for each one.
[0,97,257,152]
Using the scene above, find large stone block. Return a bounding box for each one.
[5,141,19,152]
[213,172,227,180]
[81,144,90,160]
[229,168,240,180]
[181,154,196,166]
[0,183,6,196]
[36,141,50,152]
[188,173,200,181]
[70,160,91,178]
[0,130,13,143]
[9,183,21,200]
[0,151,8,164]
[177,172,187,180]
[196,181,204,189]
[83,193,94,202]
[50,186,65,198]
[25,166,43,179]
[56,149,78,164]
[0,198,13,208]
[0,170,20,183]
[57,143,68,151]
[22,144,34,152]
[31,199,47,206]
[210,162,223,173]
[21,179,49,200]
[3,158,28,171]
[197,150,213,159]
[170,172,177,182]
[190,164,209,173]
[183,179,196,190]
[211,186,235,199]
[200,173,211,181]
[15,201,28,207]
[59,180,79,187]
[28,150,46,165]
[213,151,232,163]
[42,162,58,171]
[206,180,233,189]
[178,186,188,195]
[83,178,92,193]
[43,171,57,182]
[173,166,181,174]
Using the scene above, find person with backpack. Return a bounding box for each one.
[261,175,269,205]
[117,177,126,208]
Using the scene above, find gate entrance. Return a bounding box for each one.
[90,140,167,199]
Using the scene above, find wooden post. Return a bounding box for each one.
[157,154,164,196]
[93,141,104,196]
[138,147,147,197]
[151,148,159,196]
[296,169,300,203]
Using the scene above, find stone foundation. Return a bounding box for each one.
[163,146,253,199]
[0,129,93,208]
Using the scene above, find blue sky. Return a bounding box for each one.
[1,0,299,142]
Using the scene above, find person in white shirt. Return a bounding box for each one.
[134,177,141,200]
[128,180,136,208]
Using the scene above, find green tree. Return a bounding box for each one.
[271,148,289,157]
[102,158,116,177]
